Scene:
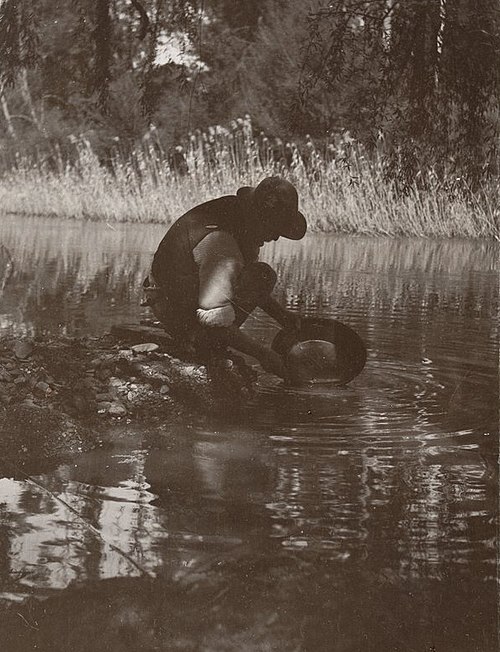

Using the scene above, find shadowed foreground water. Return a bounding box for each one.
[0,215,498,651]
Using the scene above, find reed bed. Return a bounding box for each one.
[0,121,498,239]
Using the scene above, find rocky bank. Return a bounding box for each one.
[0,332,256,476]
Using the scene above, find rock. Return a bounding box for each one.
[97,367,112,381]
[81,376,95,389]
[96,392,114,402]
[131,343,159,354]
[35,381,50,394]
[14,340,33,360]
[108,402,127,417]
[118,349,134,361]
[0,332,255,423]
[0,369,13,382]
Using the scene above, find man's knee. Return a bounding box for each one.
[238,262,277,297]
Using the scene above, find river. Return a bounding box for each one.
[0,215,498,651]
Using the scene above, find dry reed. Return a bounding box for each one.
[0,123,498,239]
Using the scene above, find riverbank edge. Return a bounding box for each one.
[0,211,494,239]
[0,334,255,478]
[3,207,499,241]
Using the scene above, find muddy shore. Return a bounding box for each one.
[0,333,255,477]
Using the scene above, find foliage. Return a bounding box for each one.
[297,0,500,186]
[0,0,498,197]
[0,0,39,87]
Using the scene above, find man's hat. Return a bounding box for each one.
[250,177,307,240]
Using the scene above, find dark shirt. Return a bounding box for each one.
[151,190,259,327]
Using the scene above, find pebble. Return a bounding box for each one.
[14,341,33,360]
[96,393,114,402]
[108,402,127,417]
[35,381,50,394]
[160,385,170,395]
[131,343,159,354]
[118,349,134,361]
[97,368,112,381]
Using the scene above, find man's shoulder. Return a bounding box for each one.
[175,195,243,236]
[157,194,243,254]
[193,229,243,266]
[187,195,239,219]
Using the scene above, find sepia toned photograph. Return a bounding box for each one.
[0,1,498,650]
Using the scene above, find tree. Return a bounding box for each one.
[0,0,41,135]
[297,0,500,185]
[199,1,313,135]
[94,0,112,113]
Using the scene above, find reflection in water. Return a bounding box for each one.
[0,215,498,648]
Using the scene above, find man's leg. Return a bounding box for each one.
[232,262,277,327]
[232,262,295,329]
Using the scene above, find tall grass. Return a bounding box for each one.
[0,120,498,238]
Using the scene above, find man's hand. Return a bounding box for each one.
[215,325,287,379]
[259,296,301,333]
[281,310,301,333]
[259,349,288,379]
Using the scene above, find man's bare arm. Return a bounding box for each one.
[214,324,287,378]
[258,295,300,331]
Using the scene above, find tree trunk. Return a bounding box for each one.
[94,0,112,114]
[141,0,162,123]
[0,85,17,138]
[19,68,43,132]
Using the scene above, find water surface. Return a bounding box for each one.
[0,215,498,650]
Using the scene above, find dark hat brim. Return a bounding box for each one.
[241,184,307,241]
[280,210,307,240]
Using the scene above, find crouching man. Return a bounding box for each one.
[144,177,307,379]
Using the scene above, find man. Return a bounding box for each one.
[144,176,307,379]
